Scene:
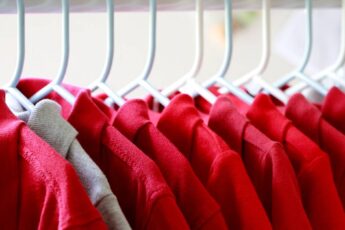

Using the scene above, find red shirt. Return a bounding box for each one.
[286,93,345,209]
[247,94,345,229]
[17,78,190,230]
[0,90,107,229]
[107,99,228,230]
[207,95,311,229]
[155,94,272,230]
[322,87,345,134]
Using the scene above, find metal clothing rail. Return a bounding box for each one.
[0,0,342,13]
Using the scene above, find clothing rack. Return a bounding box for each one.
[3,0,345,229]
[0,0,342,13]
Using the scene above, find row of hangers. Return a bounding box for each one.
[4,0,345,112]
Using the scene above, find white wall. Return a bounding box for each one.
[0,10,295,97]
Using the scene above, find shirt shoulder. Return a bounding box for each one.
[101,125,189,229]
[19,126,107,229]
[137,124,228,230]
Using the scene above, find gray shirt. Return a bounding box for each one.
[12,98,131,230]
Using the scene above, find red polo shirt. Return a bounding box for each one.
[156,94,272,230]
[107,99,228,230]
[322,87,345,135]
[0,90,107,229]
[247,94,345,229]
[207,95,311,229]
[17,78,190,230]
[286,93,345,209]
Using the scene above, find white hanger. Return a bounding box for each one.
[172,0,220,104]
[3,0,35,112]
[200,0,254,104]
[161,0,204,97]
[163,0,253,105]
[227,0,290,104]
[285,0,345,95]
[116,0,170,107]
[88,0,126,107]
[28,0,76,105]
[271,0,328,96]
[163,0,241,104]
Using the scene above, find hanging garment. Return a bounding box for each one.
[247,94,345,229]
[8,98,131,230]
[321,87,345,134]
[17,78,190,230]
[286,93,345,209]
[103,99,228,230]
[203,95,311,229]
[0,91,107,229]
[154,94,272,230]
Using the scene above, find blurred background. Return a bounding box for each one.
[0,8,341,97]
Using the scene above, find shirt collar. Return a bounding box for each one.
[208,95,248,153]
[62,90,110,163]
[0,89,24,145]
[17,78,78,118]
[113,99,151,141]
[247,94,291,143]
[16,100,78,158]
[194,86,251,115]
[157,94,202,156]
[322,87,345,132]
[0,91,22,125]
[285,94,322,143]
[17,78,109,162]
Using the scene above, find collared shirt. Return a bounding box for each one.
[17,78,190,230]
[0,90,107,229]
[11,98,131,230]
[322,87,345,134]
[155,94,272,230]
[101,99,228,230]
[207,95,311,229]
[247,94,345,229]
[286,93,345,209]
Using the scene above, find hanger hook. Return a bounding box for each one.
[3,0,35,111]
[233,0,271,87]
[116,0,170,107]
[330,0,345,72]
[29,0,75,104]
[101,0,114,83]
[9,0,25,87]
[164,0,251,104]
[55,0,70,85]
[141,0,156,81]
[297,0,313,73]
[90,0,114,88]
[200,0,253,104]
[287,0,345,93]
[273,0,328,96]
[99,0,114,83]
[214,0,233,79]
[88,0,125,106]
[161,0,204,96]
[219,0,289,104]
